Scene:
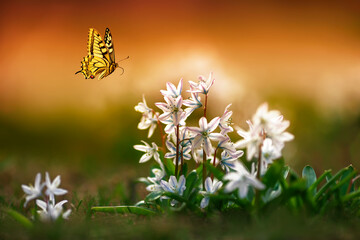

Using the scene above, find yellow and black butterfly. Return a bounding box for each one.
[76,28,128,80]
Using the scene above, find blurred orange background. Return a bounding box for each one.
[0,0,360,171]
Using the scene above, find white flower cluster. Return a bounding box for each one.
[235,103,294,175]
[22,172,71,222]
[134,73,294,207]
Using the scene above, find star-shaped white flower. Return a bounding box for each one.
[160,175,186,206]
[21,173,44,207]
[160,78,183,99]
[219,104,234,135]
[134,141,160,164]
[183,87,202,116]
[36,198,71,222]
[188,72,215,95]
[224,161,265,199]
[161,111,187,134]
[200,177,223,208]
[135,96,158,138]
[45,172,68,199]
[134,95,152,115]
[187,117,224,156]
[235,103,294,161]
[218,150,244,172]
[146,167,165,192]
[155,95,184,125]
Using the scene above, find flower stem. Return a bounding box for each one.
[203,94,208,118]
[180,146,184,175]
[211,147,219,180]
[202,94,208,189]
[175,124,180,178]
[256,130,266,205]
[156,113,166,155]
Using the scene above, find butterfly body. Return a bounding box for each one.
[76,28,124,80]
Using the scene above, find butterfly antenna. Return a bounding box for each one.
[117,56,129,64]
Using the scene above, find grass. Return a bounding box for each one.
[1,99,360,239]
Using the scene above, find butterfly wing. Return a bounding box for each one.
[104,28,115,63]
[76,28,117,79]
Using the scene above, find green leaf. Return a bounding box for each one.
[315,168,347,201]
[308,170,331,195]
[6,208,33,230]
[145,191,162,202]
[339,165,355,196]
[180,163,188,176]
[302,165,317,196]
[91,206,157,216]
[163,192,187,203]
[183,171,199,199]
[196,164,203,176]
[205,163,225,180]
[262,159,284,189]
[164,158,175,176]
[341,189,360,202]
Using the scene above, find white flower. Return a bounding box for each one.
[138,111,158,138]
[36,198,71,222]
[219,104,234,135]
[45,172,68,199]
[133,141,160,164]
[160,78,183,99]
[235,120,262,161]
[183,87,202,116]
[224,161,265,198]
[219,150,244,173]
[135,95,152,115]
[146,167,165,192]
[235,103,294,161]
[165,140,191,165]
[252,103,294,152]
[187,117,225,156]
[160,175,186,206]
[217,137,238,157]
[200,177,223,208]
[261,138,281,164]
[188,72,215,95]
[135,96,158,138]
[22,173,44,207]
[161,111,187,134]
[155,95,184,123]
[160,175,186,196]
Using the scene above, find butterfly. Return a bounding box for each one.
[76,28,128,80]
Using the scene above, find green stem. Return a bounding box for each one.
[175,124,180,178]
